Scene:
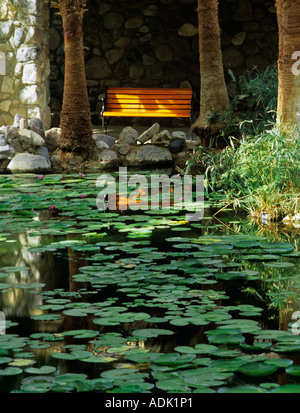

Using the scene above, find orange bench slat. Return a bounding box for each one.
[102,110,191,117]
[106,103,191,110]
[102,87,192,120]
[107,88,192,96]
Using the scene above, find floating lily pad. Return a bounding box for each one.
[238,362,278,377]
[132,328,175,338]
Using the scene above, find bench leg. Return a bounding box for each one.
[101,116,107,135]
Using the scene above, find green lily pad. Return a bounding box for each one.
[132,328,174,338]
[238,362,278,377]
[25,366,57,374]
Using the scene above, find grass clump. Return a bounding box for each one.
[187,124,300,221]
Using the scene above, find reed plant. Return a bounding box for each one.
[188,124,300,220]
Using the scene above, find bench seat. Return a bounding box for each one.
[101,87,193,132]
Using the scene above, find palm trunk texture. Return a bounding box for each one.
[192,0,230,145]
[276,0,300,130]
[51,1,95,164]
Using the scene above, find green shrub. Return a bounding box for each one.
[188,124,300,219]
[213,66,278,144]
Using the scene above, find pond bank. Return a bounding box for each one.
[0,115,201,174]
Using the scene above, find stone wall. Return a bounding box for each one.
[49,0,278,126]
[0,0,51,129]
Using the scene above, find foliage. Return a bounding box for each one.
[187,124,300,219]
[210,66,278,145]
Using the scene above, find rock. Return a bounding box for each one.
[156,44,173,61]
[168,139,184,154]
[185,140,200,151]
[50,154,59,169]
[125,16,144,30]
[0,159,9,172]
[19,85,39,105]
[105,48,125,65]
[92,133,116,147]
[103,12,124,30]
[99,149,119,165]
[0,144,14,159]
[13,114,27,128]
[138,123,160,144]
[22,63,40,85]
[34,146,50,161]
[85,57,112,79]
[231,31,247,46]
[28,117,45,138]
[118,126,138,145]
[178,23,198,37]
[143,4,158,16]
[4,126,19,141]
[113,143,131,155]
[96,140,109,151]
[7,153,51,173]
[151,130,172,147]
[125,145,172,166]
[13,28,25,47]
[16,128,45,150]
[0,134,6,146]
[44,128,61,152]
[16,46,40,62]
[172,131,186,141]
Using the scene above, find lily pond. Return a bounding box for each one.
[0,170,300,394]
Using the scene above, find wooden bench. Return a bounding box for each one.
[100,87,193,133]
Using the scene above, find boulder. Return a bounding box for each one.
[151,130,172,147]
[28,117,45,139]
[99,149,119,165]
[44,128,61,152]
[125,145,172,166]
[7,153,51,173]
[15,128,45,151]
[0,144,15,158]
[96,140,109,151]
[92,133,116,147]
[113,143,131,155]
[137,123,160,144]
[168,139,184,154]
[50,154,59,169]
[4,126,18,141]
[34,145,50,161]
[172,131,186,141]
[118,126,138,145]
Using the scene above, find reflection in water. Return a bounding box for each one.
[0,193,300,392]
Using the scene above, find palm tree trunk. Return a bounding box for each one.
[276,0,300,130]
[51,0,96,164]
[191,0,230,145]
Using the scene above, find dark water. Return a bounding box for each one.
[0,172,299,394]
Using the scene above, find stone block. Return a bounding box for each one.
[22,63,40,85]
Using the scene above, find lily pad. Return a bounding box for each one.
[238,362,278,377]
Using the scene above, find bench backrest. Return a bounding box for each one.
[103,87,193,118]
